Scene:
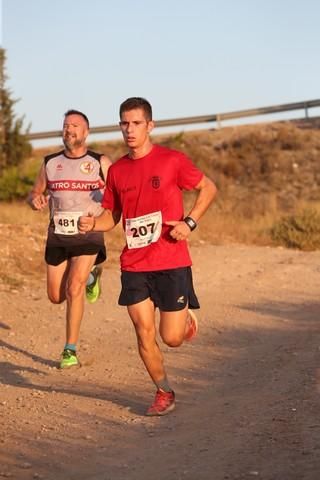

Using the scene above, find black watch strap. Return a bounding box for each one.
[184,216,197,231]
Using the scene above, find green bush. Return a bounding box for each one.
[270,208,320,250]
[0,166,33,201]
[1,48,32,175]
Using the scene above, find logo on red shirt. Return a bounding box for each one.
[150,176,161,189]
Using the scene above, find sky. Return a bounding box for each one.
[1,0,320,145]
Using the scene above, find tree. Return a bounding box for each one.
[0,47,31,175]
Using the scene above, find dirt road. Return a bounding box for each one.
[1,242,320,480]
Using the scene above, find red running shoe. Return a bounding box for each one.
[184,309,198,341]
[146,390,176,416]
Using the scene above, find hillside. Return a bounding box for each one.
[34,118,320,216]
[2,118,320,279]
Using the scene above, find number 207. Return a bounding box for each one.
[131,223,155,237]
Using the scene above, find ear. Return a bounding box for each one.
[147,120,155,133]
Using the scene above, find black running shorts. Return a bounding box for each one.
[45,244,106,266]
[118,266,200,311]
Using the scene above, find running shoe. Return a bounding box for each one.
[86,265,103,304]
[146,390,176,416]
[184,309,198,341]
[60,349,79,369]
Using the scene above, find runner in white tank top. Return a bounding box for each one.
[28,110,112,368]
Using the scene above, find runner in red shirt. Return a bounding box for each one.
[79,97,217,415]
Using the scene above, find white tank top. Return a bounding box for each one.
[45,149,105,218]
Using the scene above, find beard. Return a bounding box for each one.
[63,136,83,150]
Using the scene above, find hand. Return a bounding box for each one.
[78,213,95,234]
[165,220,191,241]
[29,194,49,211]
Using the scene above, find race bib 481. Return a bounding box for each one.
[53,211,82,235]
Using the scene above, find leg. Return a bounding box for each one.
[159,305,190,347]
[159,306,198,346]
[156,267,199,346]
[128,298,176,416]
[46,261,69,304]
[64,254,97,345]
[127,298,166,385]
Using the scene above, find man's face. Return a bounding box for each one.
[62,114,88,150]
[119,108,154,149]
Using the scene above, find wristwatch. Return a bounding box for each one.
[183,216,197,231]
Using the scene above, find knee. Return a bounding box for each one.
[47,291,64,304]
[135,326,156,350]
[160,332,183,348]
[66,281,85,300]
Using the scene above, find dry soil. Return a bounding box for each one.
[0,228,320,480]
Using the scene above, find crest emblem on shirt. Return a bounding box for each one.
[150,176,161,189]
[56,163,63,171]
[80,161,94,174]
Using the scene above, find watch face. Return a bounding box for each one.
[184,217,197,230]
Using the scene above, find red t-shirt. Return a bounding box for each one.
[102,144,203,271]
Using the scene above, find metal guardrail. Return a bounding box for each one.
[27,99,320,141]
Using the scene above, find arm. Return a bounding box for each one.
[78,208,121,233]
[100,154,112,182]
[166,174,217,240]
[27,163,49,211]
[91,155,114,228]
[185,175,217,222]
[79,157,120,233]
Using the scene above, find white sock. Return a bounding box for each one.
[86,272,94,286]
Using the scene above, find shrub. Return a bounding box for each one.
[270,208,320,250]
[0,166,33,201]
[0,48,32,175]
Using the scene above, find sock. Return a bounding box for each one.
[156,376,172,393]
[64,343,76,352]
[86,272,94,286]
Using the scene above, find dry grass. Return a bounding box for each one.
[2,118,320,250]
[0,201,48,225]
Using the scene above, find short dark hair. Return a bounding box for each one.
[119,97,152,121]
[64,109,89,128]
